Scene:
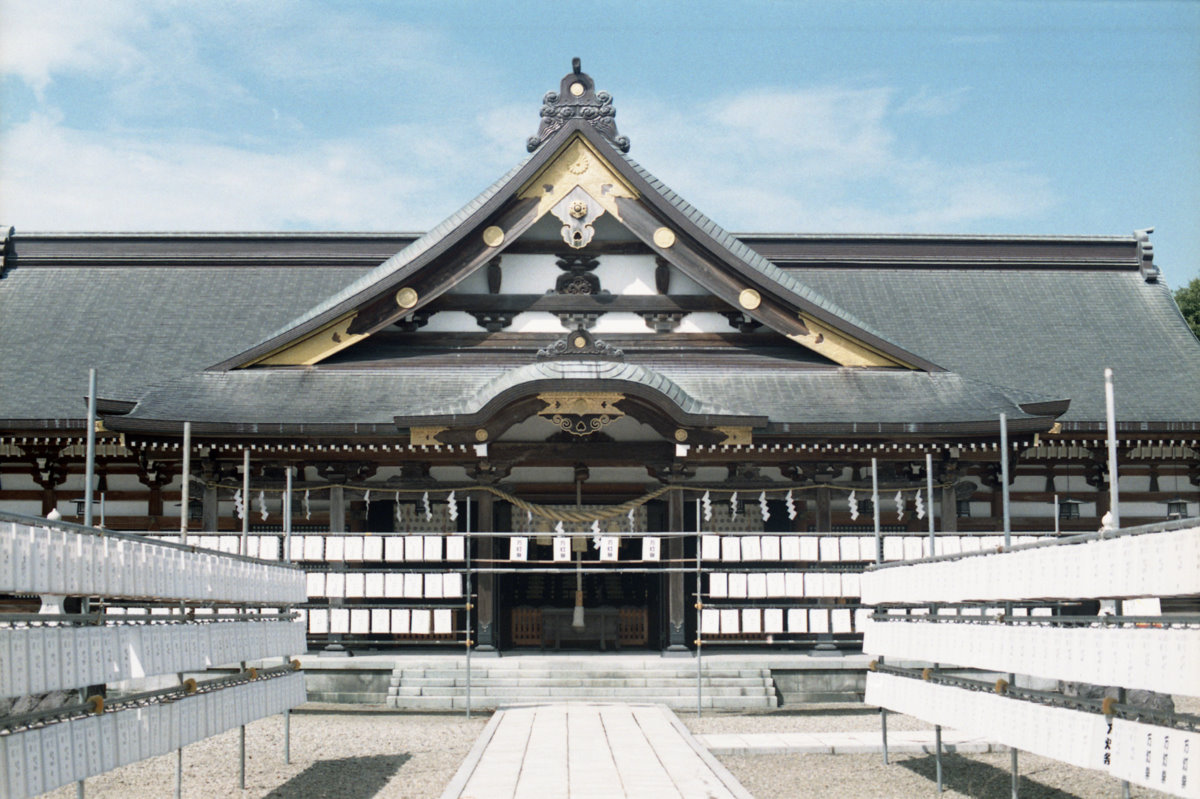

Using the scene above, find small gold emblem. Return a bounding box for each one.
[482,226,505,247]
[569,82,585,97]
[653,227,676,248]
[738,289,761,310]
[395,287,419,309]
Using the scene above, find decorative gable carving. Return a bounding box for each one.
[527,58,630,154]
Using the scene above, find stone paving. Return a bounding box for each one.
[440,702,753,799]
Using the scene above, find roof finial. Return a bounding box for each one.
[527,60,630,154]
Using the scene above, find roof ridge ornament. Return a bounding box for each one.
[536,327,625,362]
[527,58,630,154]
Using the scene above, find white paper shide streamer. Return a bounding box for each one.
[447,490,458,522]
[848,490,859,521]
[914,490,925,520]
[628,507,636,533]
[785,489,797,520]
[758,491,770,522]
[393,491,401,526]
[895,490,905,521]
[701,490,712,522]
[304,489,312,520]
[257,490,268,522]
[554,520,565,534]
[730,491,738,518]
[422,491,432,522]
[233,489,244,521]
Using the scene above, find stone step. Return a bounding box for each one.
[385,694,775,710]
[394,668,768,680]
[395,685,771,698]
[391,676,772,689]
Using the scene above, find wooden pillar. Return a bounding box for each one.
[940,486,958,533]
[665,488,687,652]
[201,484,219,533]
[815,487,832,532]
[475,491,497,651]
[329,485,345,532]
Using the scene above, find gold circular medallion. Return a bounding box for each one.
[568,155,590,175]
[569,82,585,97]
[738,288,762,310]
[395,287,419,309]
[475,428,489,442]
[652,227,676,249]
[674,428,688,442]
[573,335,587,348]
[482,226,505,247]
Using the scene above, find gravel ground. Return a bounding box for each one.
[684,706,1177,799]
[42,703,1185,798]
[43,707,488,799]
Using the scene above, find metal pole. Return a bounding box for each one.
[1054,494,1060,535]
[695,497,702,718]
[872,457,882,563]
[935,723,943,793]
[1001,413,1018,798]
[1104,368,1120,531]
[284,463,293,765]
[175,746,182,799]
[872,456,888,765]
[239,718,246,790]
[1000,413,1011,547]
[84,369,97,527]
[99,492,105,528]
[928,452,941,792]
[180,422,191,544]
[466,497,472,720]
[926,452,935,553]
[76,780,84,799]
[284,466,293,566]
[241,448,250,555]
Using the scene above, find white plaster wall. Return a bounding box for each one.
[2,472,39,490]
[511,312,567,333]
[676,312,739,333]
[498,254,560,295]
[590,312,652,334]
[420,310,483,333]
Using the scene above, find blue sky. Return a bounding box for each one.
[1,0,1197,288]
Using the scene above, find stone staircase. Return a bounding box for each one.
[385,658,778,711]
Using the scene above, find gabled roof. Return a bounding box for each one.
[217,75,939,372]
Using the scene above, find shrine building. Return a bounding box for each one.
[1,61,1198,653]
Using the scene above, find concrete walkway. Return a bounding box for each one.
[440,702,753,799]
[696,729,1004,756]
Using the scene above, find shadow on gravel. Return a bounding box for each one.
[264,754,412,798]
[897,753,1087,799]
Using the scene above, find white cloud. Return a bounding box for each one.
[0,0,148,95]
[896,86,971,117]
[622,85,1056,234]
[0,112,504,231]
